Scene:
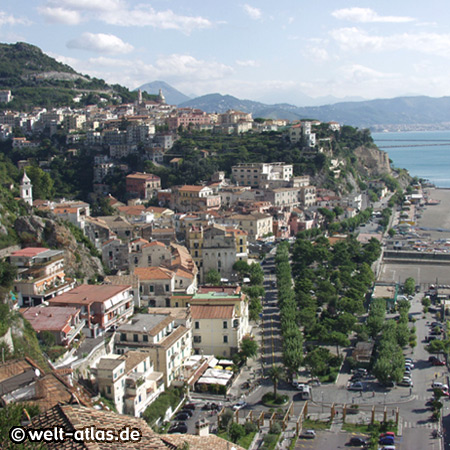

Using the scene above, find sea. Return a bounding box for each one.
[372,130,450,188]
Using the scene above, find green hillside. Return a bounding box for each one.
[0,42,156,110]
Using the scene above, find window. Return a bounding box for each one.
[120,333,126,341]
[233,319,239,328]
[165,284,170,292]
[143,335,148,342]
[195,321,200,329]
[223,321,228,329]
[149,285,154,293]
[194,335,202,343]
[147,256,152,264]
[133,334,138,342]
[223,335,228,343]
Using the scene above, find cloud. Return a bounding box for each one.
[0,11,31,26]
[38,1,212,33]
[330,27,450,58]
[102,6,211,32]
[332,8,415,23]
[47,0,124,12]
[38,6,81,25]
[67,33,134,54]
[243,4,262,20]
[236,59,260,67]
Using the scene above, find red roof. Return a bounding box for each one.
[48,284,131,305]
[11,247,49,258]
[191,305,234,320]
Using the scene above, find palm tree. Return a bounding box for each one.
[267,365,283,399]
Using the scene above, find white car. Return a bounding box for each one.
[233,401,247,411]
[300,429,316,439]
[432,382,449,391]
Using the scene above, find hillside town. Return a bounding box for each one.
[1,86,441,450]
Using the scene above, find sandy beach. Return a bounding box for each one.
[378,188,450,286]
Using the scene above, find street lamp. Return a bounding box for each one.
[384,393,387,405]
[321,391,324,413]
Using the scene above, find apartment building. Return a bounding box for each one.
[11,247,75,307]
[96,351,164,417]
[231,162,293,187]
[115,313,192,387]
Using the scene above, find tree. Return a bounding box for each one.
[205,269,221,285]
[403,277,415,296]
[240,336,258,363]
[267,365,283,398]
[326,331,350,356]
[229,422,245,443]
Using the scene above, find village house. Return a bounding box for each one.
[48,284,134,338]
[21,306,84,347]
[125,172,161,200]
[172,185,221,212]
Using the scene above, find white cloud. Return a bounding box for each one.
[67,33,134,54]
[332,8,415,24]
[243,4,262,20]
[38,6,81,25]
[39,1,212,33]
[236,59,260,67]
[0,11,31,26]
[102,6,212,33]
[330,27,450,58]
[46,0,124,12]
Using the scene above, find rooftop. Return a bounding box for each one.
[21,306,79,331]
[117,313,173,336]
[191,305,234,320]
[48,284,131,306]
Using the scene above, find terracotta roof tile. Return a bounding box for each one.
[134,267,174,281]
[191,305,234,320]
[28,404,170,449]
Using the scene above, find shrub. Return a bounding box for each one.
[229,423,245,443]
[245,421,258,433]
[269,422,282,434]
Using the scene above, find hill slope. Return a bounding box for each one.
[0,42,155,109]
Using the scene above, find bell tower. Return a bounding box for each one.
[20,171,33,206]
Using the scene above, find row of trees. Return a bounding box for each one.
[371,298,412,385]
[275,242,304,380]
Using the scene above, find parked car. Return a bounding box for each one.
[184,403,196,410]
[348,436,367,446]
[432,382,449,391]
[379,436,395,445]
[300,429,316,439]
[180,409,193,417]
[168,422,187,434]
[175,412,190,421]
[348,381,364,391]
[307,378,321,386]
[433,358,446,366]
[233,401,247,411]
[398,377,413,387]
[380,432,395,439]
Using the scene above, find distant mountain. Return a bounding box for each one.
[137,81,191,106]
[180,93,450,129]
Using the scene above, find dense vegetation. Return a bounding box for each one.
[0,42,157,110]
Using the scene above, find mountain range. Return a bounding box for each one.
[2,42,450,130]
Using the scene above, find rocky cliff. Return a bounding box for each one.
[14,215,104,281]
[354,145,391,177]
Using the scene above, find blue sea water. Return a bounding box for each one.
[372,130,450,188]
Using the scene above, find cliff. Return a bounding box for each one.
[14,215,104,281]
[353,145,391,178]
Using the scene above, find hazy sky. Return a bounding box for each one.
[2,1,450,105]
